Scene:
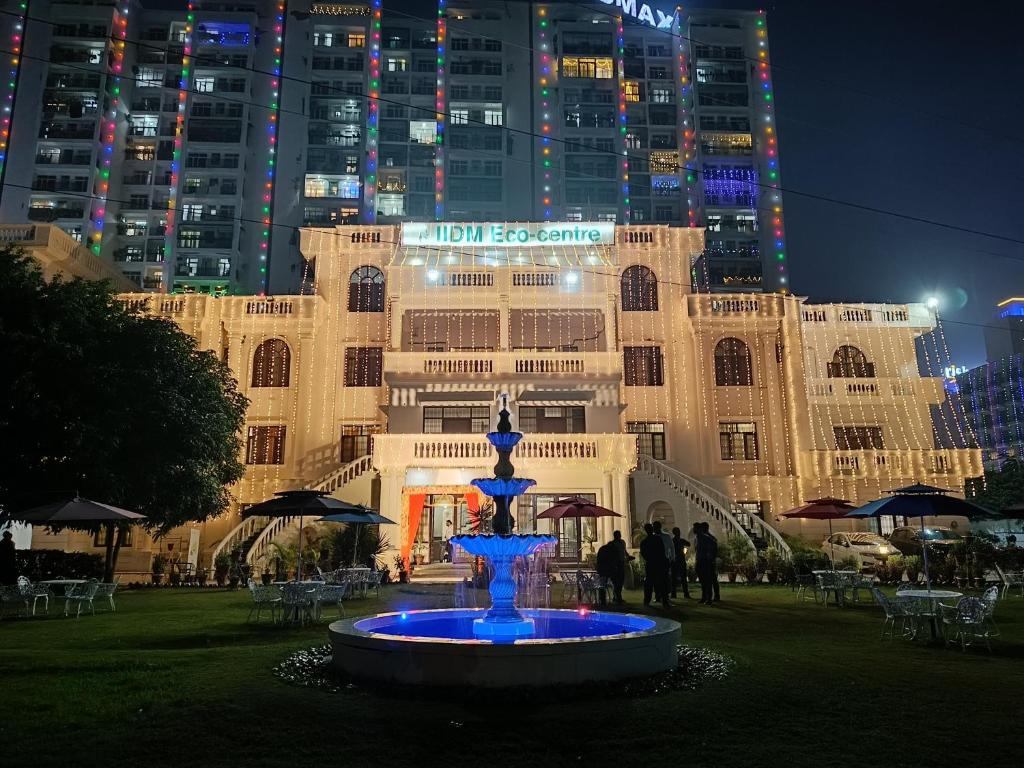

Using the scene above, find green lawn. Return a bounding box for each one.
[0,585,1020,768]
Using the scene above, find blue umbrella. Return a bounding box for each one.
[846,484,994,591]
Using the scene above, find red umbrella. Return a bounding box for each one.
[536,496,621,520]
[781,497,857,564]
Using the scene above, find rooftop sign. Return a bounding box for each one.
[597,0,676,30]
[401,222,616,248]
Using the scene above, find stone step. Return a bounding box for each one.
[409,562,472,584]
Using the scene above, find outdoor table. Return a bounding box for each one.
[812,570,857,606]
[38,579,86,596]
[896,590,963,640]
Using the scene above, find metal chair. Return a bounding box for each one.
[17,576,50,615]
[794,573,819,603]
[63,582,99,618]
[980,585,1000,638]
[247,583,282,623]
[364,570,383,599]
[871,587,915,640]
[896,581,916,592]
[940,597,994,652]
[559,571,579,603]
[281,583,317,626]
[994,564,1023,599]
[93,582,118,612]
[316,583,347,620]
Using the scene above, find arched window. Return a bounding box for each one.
[348,265,385,312]
[621,265,659,311]
[251,338,291,388]
[714,337,752,386]
[828,345,874,378]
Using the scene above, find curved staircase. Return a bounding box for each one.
[635,455,791,557]
[209,455,376,568]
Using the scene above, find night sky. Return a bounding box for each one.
[699,0,1024,367]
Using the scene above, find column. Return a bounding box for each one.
[600,472,615,542]
[614,472,631,538]
[498,293,510,351]
[378,467,405,559]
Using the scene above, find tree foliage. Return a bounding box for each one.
[966,458,1024,512]
[0,246,248,576]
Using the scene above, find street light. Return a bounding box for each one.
[925,295,940,310]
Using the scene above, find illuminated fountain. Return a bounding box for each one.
[329,398,680,687]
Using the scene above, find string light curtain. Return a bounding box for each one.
[0,2,27,203]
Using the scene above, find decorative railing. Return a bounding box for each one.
[208,515,266,569]
[635,455,791,557]
[310,455,374,495]
[384,351,621,378]
[811,449,983,481]
[807,377,945,403]
[374,433,638,473]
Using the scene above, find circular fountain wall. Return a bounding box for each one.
[329,608,681,687]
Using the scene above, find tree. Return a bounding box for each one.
[966,458,1024,513]
[0,246,249,579]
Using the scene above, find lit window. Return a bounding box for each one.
[560,56,614,79]
[719,423,758,460]
[409,120,436,144]
[450,109,468,125]
[483,108,502,126]
[194,76,214,92]
[304,174,361,199]
[348,33,365,48]
[624,82,640,102]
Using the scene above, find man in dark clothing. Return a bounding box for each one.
[0,530,17,585]
[694,522,719,604]
[595,540,618,607]
[671,527,691,599]
[640,523,670,608]
[610,530,633,604]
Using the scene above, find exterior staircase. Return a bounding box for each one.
[409,562,473,584]
[209,455,376,568]
[634,455,791,557]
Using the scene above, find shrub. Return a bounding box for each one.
[903,555,922,582]
[15,549,104,581]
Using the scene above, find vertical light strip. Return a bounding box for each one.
[90,4,128,255]
[0,1,27,199]
[257,1,287,296]
[536,5,552,220]
[434,0,446,221]
[675,7,696,229]
[756,11,786,291]
[363,0,381,223]
[165,4,195,284]
[615,15,629,224]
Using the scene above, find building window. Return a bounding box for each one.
[340,424,379,463]
[719,422,758,461]
[714,337,753,386]
[93,527,134,548]
[483,107,503,126]
[628,422,666,460]
[834,426,884,450]
[450,108,468,125]
[621,265,658,311]
[195,76,214,92]
[827,345,875,378]
[423,406,491,434]
[251,338,291,388]
[348,33,365,48]
[409,120,435,144]
[624,346,663,387]
[246,425,286,464]
[561,56,614,79]
[624,81,640,102]
[348,265,385,312]
[518,406,585,434]
[344,347,383,387]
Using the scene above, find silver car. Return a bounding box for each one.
[822,532,896,568]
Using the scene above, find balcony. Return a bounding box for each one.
[811,449,982,481]
[807,377,946,404]
[373,433,638,473]
[383,351,622,380]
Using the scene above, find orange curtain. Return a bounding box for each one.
[403,494,426,568]
[465,493,480,514]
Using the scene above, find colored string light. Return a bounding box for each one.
[90,4,129,256]
[363,0,381,223]
[165,4,195,287]
[434,0,446,221]
[255,2,287,296]
[537,5,552,220]
[615,16,629,224]
[673,10,696,229]
[757,11,787,291]
[0,2,27,200]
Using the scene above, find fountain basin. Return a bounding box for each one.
[329,608,681,687]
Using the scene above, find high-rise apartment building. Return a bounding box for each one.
[0,1,788,294]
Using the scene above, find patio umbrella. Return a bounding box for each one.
[845,484,994,591]
[242,490,368,580]
[537,496,620,560]
[318,507,396,567]
[780,497,857,565]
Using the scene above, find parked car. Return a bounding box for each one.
[887,526,962,555]
[821,532,896,568]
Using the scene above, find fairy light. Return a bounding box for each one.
[615,16,629,224]
[934,313,977,448]
[755,11,787,292]
[537,5,553,220]
[363,0,382,223]
[0,2,27,199]
[674,9,696,229]
[165,5,195,281]
[89,4,129,256]
[434,0,446,221]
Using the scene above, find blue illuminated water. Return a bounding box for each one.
[354,609,656,643]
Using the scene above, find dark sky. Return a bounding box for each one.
[698,0,1024,367]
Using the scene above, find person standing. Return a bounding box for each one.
[694,522,720,604]
[610,529,633,604]
[0,530,17,585]
[653,521,674,605]
[640,523,670,608]
[595,539,618,607]
[671,527,691,599]
[705,523,721,603]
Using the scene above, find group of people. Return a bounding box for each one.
[594,520,720,609]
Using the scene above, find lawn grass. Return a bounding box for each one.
[0,584,1020,768]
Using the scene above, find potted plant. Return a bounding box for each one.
[739,553,761,585]
[904,555,922,584]
[196,566,208,587]
[394,554,409,584]
[213,552,230,587]
[723,535,753,583]
[413,543,427,566]
[764,548,784,585]
[151,553,167,585]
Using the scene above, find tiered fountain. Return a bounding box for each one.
[329,398,680,687]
